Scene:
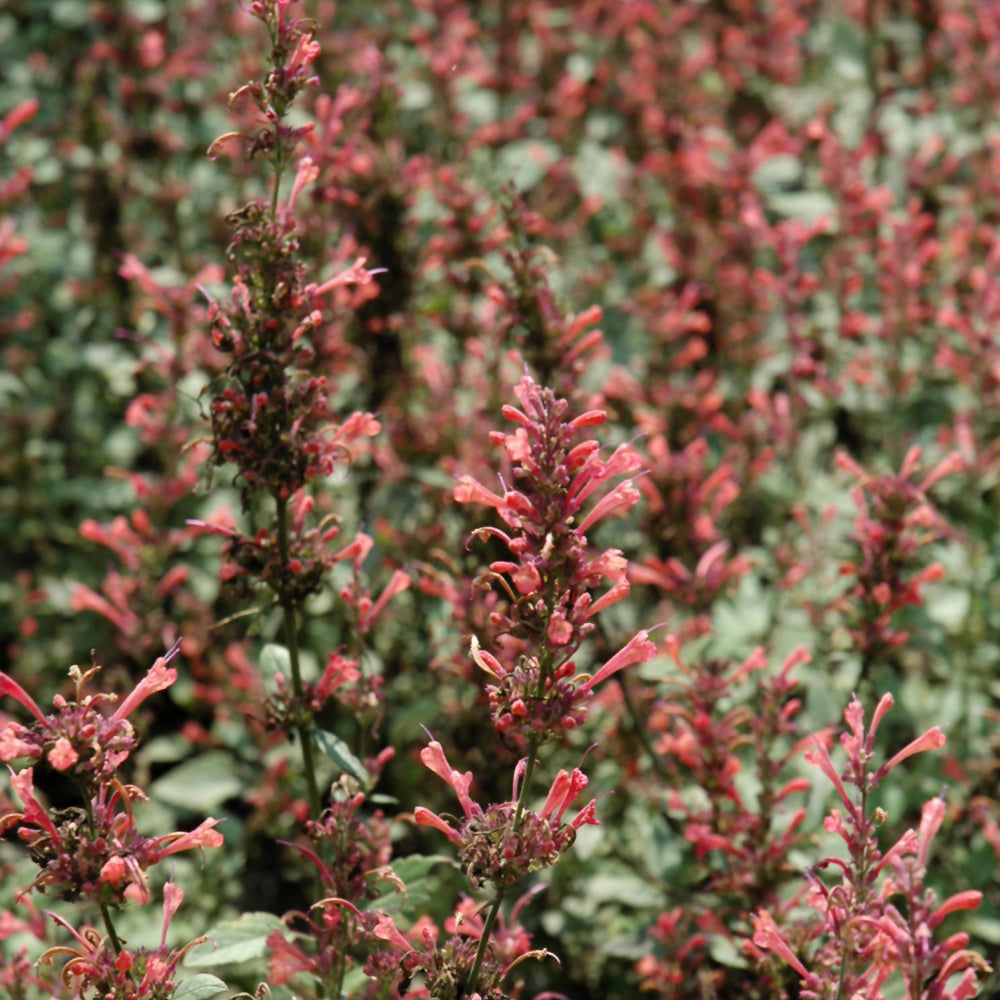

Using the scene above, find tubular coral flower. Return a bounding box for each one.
[804,737,855,816]
[358,569,411,630]
[414,805,463,844]
[454,475,507,510]
[419,740,480,821]
[577,480,640,533]
[148,817,225,860]
[583,576,630,619]
[110,640,182,722]
[267,930,319,985]
[867,691,895,743]
[285,31,321,77]
[920,450,965,491]
[69,584,140,634]
[373,912,414,954]
[0,730,37,762]
[8,768,61,842]
[930,891,983,927]
[877,727,946,780]
[577,630,657,693]
[0,97,39,139]
[538,767,592,826]
[307,257,382,298]
[751,910,810,979]
[915,794,947,867]
[286,155,319,214]
[0,673,46,724]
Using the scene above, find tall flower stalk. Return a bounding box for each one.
[445,373,656,994]
[196,0,383,820]
[750,693,989,999]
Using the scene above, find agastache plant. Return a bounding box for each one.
[627,639,818,997]
[432,372,657,994]
[454,374,652,742]
[193,0,394,820]
[36,882,207,1000]
[834,446,963,670]
[750,693,989,999]
[0,645,223,986]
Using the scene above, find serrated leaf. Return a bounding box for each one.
[148,751,243,811]
[368,855,457,917]
[313,730,370,784]
[183,912,285,967]
[172,974,229,1000]
[389,853,455,884]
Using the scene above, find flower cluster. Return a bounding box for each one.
[371,892,548,1000]
[482,189,608,394]
[265,788,397,993]
[0,648,178,783]
[194,0,410,834]
[455,373,655,740]
[836,446,963,663]
[414,738,598,891]
[633,641,815,995]
[750,693,989,999]
[204,195,381,511]
[203,0,381,514]
[4,765,221,907]
[37,882,207,1000]
[0,646,223,907]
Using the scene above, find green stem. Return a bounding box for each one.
[466,735,541,996]
[465,886,506,997]
[276,497,322,821]
[513,737,540,831]
[271,158,284,221]
[78,787,127,959]
[99,900,126,956]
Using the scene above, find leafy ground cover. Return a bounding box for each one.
[2,2,1000,998]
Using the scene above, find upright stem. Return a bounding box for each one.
[512,738,540,831]
[99,900,126,956]
[271,158,284,221]
[465,735,541,996]
[80,784,129,965]
[465,887,506,997]
[276,497,322,821]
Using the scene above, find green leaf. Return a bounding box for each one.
[183,912,285,968]
[172,974,229,1000]
[369,855,457,917]
[148,752,243,811]
[313,730,370,785]
[926,586,970,632]
[582,871,663,908]
[767,190,838,225]
[259,643,290,685]
[708,932,749,969]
